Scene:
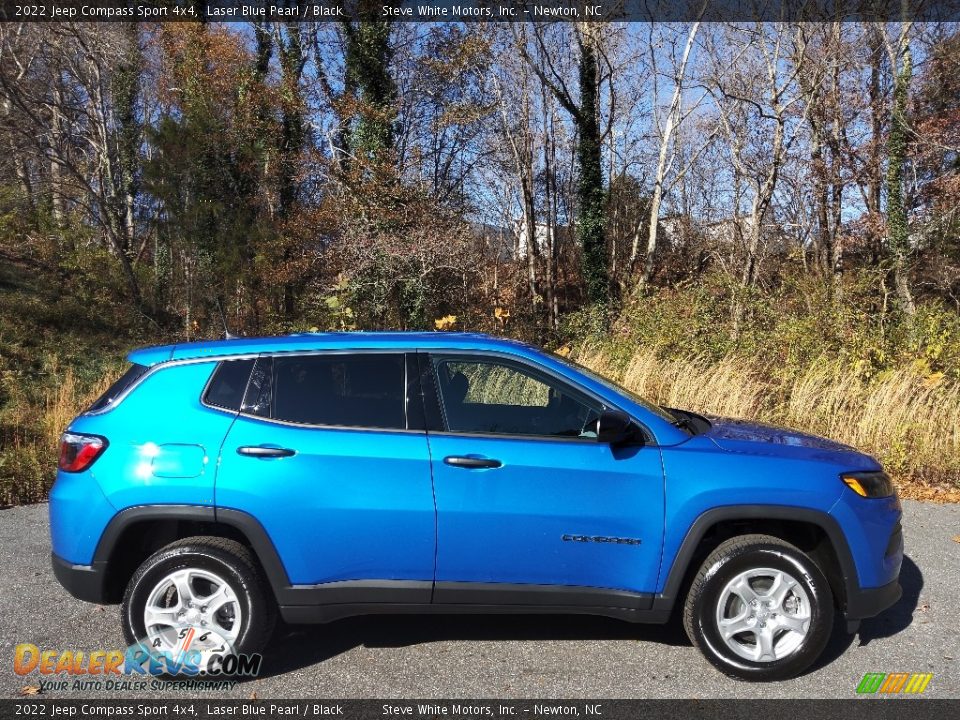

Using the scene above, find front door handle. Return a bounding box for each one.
[237,446,296,458]
[443,455,502,469]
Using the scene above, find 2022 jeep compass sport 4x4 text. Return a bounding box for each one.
[50,332,903,681]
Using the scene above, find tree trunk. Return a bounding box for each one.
[114,24,142,279]
[829,30,844,279]
[867,24,885,266]
[1,96,33,211]
[576,36,608,305]
[277,23,307,319]
[520,172,539,308]
[634,20,700,287]
[886,35,915,315]
[343,10,396,162]
[810,120,831,275]
[742,200,762,290]
[49,83,67,241]
[543,91,559,330]
[829,80,844,278]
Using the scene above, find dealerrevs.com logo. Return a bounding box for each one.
[856,672,934,695]
[14,627,262,692]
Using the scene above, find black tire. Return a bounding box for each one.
[683,534,834,681]
[121,537,275,673]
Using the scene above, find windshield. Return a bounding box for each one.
[546,351,679,425]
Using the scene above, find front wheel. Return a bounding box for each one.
[683,534,834,681]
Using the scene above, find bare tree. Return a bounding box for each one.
[883,12,917,314]
[705,23,823,295]
[517,22,615,304]
[0,23,144,304]
[795,21,847,279]
[488,31,541,311]
[0,24,38,217]
[629,16,709,286]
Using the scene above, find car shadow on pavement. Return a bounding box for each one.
[254,612,691,680]
[808,553,923,674]
[252,555,922,681]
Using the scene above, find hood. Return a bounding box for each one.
[703,415,880,469]
[706,416,853,451]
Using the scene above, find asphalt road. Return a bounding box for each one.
[1,500,957,699]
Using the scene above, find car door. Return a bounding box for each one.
[215,351,436,599]
[424,352,666,607]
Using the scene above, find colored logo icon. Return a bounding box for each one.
[856,672,933,694]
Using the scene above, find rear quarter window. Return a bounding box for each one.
[203,359,256,412]
[87,363,149,413]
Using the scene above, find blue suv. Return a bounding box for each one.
[50,332,903,680]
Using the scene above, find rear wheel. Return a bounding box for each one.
[121,537,275,672]
[683,534,834,681]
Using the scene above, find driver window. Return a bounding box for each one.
[433,356,603,438]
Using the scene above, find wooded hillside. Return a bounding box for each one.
[1,17,959,503]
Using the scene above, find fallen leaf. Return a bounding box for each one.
[952,535,960,544]
[898,482,960,504]
[21,686,41,696]
[249,692,257,701]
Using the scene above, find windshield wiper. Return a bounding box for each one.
[664,407,696,433]
[674,416,695,431]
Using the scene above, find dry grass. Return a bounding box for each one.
[43,366,116,446]
[575,346,960,500]
[0,365,118,506]
[4,346,958,504]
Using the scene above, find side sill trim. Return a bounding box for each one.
[280,603,669,625]
[433,581,654,610]
[275,581,652,613]
[280,580,433,606]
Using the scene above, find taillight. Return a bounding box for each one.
[58,433,107,472]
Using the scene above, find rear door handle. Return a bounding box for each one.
[443,455,502,469]
[237,446,296,458]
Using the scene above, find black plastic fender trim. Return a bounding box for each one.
[652,504,860,617]
[92,504,216,565]
[91,504,292,601]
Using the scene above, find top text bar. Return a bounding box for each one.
[1,0,958,23]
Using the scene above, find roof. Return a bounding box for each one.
[127,331,530,367]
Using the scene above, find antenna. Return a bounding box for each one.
[215,297,240,340]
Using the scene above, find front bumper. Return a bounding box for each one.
[845,577,902,620]
[51,553,111,604]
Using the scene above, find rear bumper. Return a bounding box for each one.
[845,578,902,620]
[51,553,111,604]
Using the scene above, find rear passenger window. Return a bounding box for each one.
[203,359,255,411]
[261,354,406,429]
[87,363,149,413]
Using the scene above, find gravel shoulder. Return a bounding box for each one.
[1,500,957,699]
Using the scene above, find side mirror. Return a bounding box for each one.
[596,410,639,446]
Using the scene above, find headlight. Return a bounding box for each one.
[841,471,896,498]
